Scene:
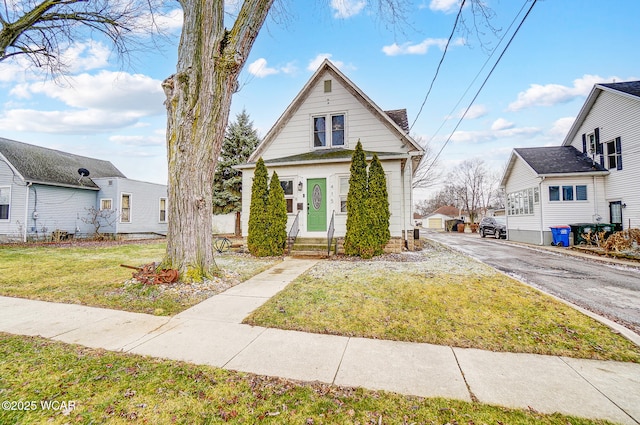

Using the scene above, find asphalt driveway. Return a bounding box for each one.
[426,231,640,335]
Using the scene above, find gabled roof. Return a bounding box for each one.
[430,205,459,217]
[248,59,423,162]
[500,146,607,187]
[0,137,125,189]
[562,80,640,146]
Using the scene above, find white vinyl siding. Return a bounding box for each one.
[261,71,409,161]
[566,89,640,228]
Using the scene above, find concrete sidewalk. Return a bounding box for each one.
[1,257,639,424]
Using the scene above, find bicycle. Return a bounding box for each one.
[213,236,231,253]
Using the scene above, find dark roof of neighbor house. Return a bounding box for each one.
[599,81,640,98]
[431,205,459,217]
[384,109,409,133]
[0,137,126,189]
[514,146,607,175]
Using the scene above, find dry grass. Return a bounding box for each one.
[245,245,640,363]
[0,241,278,315]
[0,333,616,425]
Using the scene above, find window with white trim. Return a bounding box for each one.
[0,186,10,220]
[159,198,167,222]
[606,138,622,170]
[279,179,294,214]
[313,113,345,148]
[507,188,536,216]
[100,198,112,211]
[549,185,587,202]
[339,176,349,213]
[121,193,131,223]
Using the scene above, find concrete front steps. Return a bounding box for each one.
[288,237,337,258]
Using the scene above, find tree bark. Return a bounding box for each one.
[163,0,273,276]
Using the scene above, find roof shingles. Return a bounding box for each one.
[515,146,607,175]
[0,137,125,189]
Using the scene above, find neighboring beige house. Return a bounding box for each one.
[500,81,640,245]
[237,59,424,251]
[423,205,460,230]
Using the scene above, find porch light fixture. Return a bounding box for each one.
[298,181,303,191]
[622,203,627,208]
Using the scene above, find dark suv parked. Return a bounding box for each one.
[479,216,507,239]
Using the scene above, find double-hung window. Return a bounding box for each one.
[606,138,622,170]
[121,194,131,223]
[339,176,349,213]
[313,114,345,148]
[159,198,167,222]
[0,187,10,220]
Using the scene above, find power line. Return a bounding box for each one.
[421,0,531,152]
[419,0,538,179]
[409,0,466,132]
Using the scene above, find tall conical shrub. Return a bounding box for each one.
[344,141,373,257]
[266,171,288,256]
[247,158,269,256]
[367,153,390,255]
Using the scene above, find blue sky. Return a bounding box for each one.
[1,0,638,202]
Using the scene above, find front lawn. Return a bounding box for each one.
[0,241,279,315]
[0,333,615,425]
[245,243,640,362]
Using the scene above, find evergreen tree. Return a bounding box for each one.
[266,172,288,256]
[367,154,390,255]
[213,109,261,214]
[344,141,372,257]
[247,158,269,256]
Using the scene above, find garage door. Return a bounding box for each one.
[427,218,442,229]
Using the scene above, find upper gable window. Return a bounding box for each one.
[313,113,345,148]
[324,79,332,93]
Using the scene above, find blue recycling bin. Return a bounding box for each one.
[550,225,571,247]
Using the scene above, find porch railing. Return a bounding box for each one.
[287,211,300,254]
[327,210,335,255]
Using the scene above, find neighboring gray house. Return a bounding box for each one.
[500,80,640,245]
[0,137,167,241]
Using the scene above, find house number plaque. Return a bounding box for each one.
[312,184,322,210]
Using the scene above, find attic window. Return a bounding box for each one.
[313,113,345,148]
[108,180,113,186]
[324,80,332,93]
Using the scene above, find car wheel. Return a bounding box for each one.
[481,229,486,238]
[495,229,501,239]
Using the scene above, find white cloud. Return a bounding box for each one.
[548,117,575,138]
[247,58,279,78]
[109,134,164,147]
[491,118,514,131]
[382,37,464,56]
[307,54,345,71]
[331,0,366,18]
[1,71,165,134]
[59,41,111,73]
[445,104,488,120]
[507,74,622,111]
[429,0,460,13]
[451,126,540,144]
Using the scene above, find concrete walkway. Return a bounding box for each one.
[1,257,639,425]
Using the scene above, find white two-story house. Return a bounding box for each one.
[501,81,640,245]
[237,59,424,251]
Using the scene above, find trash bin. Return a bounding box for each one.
[569,223,596,245]
[595,223,614,240]
[413,228,420,240]
[550,225,571,247]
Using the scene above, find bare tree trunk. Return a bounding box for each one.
[163,0,273,277]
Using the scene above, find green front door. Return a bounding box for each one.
[307,178,327,231]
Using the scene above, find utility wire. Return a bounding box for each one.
[422,0,530,152]
[409,0,466,132]
[420,0,538,178]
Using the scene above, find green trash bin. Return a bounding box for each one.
[595,223,614,240]
[569,223,596,245]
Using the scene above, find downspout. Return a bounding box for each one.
[592,175,599,220]
[539,176,545,245]
[401,161,407,249]
[23,182,31,242]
